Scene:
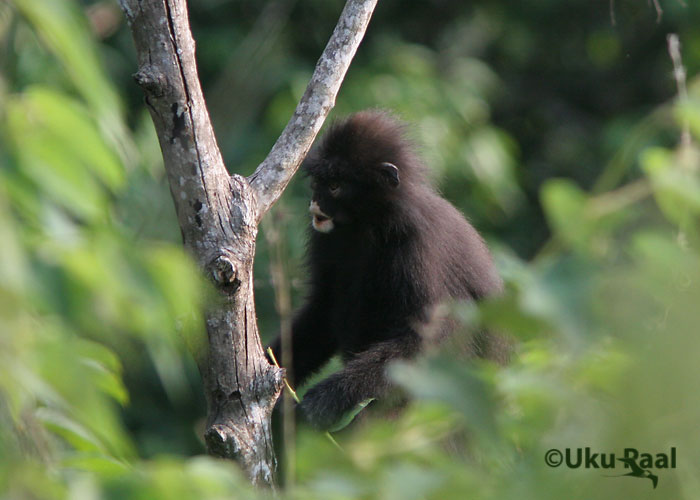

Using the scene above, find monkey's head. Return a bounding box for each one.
[304,110,425,234]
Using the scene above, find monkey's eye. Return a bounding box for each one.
[328,183,341,196]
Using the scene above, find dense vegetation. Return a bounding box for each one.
[1,0,699,498]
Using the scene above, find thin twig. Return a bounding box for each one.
[586,179,652,217]
[650,0,663,23]
[267,348,344,452]
[610,0,616,26]
[667,34,692,149]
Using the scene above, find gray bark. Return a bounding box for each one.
[117,0,377,487]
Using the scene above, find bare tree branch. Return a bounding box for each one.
[248,0,379,221]
[117,0,376,487]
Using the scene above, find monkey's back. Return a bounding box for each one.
[307,183,502,358]
[413,188,502,300]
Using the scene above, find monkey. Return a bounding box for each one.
[268,110,507,431]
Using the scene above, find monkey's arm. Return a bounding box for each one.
[299,330,422,430]
[268,301,337,387]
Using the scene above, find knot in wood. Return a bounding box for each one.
[133,68,165,97]
[205,424,240,459]
[210,255,241,290]
[271,366,285,394]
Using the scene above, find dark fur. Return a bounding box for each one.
[268,110,505,430]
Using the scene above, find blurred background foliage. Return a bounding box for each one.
[1,0,700,498]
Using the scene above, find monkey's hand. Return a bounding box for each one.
[299,336,421,430]
[299,373,373,431]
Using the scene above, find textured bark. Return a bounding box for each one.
[117,0,377,487]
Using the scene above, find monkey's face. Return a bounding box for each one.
[307,162,400,234]
[309,200,334,233]
[308,177,348,233]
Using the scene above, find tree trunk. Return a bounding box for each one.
[117,0,378,487]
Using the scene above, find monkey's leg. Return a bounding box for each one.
[299,332,421,430]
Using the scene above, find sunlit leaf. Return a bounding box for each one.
[541,179,591,250]
[641,146,700,225]
[13,0,136,166]
[36,407,105,454]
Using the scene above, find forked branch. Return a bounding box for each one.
[117,0,377,487]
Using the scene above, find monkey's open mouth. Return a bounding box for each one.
[312,214,334,233]
[309,200,334,232]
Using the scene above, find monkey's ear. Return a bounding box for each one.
[378,162,400,187]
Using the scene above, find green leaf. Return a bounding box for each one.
[540,179,591,250]
[79,358,129,406]
[0,192,29,294]
[460,127,523,213]
[25,87,124,190]
[675,99,700,141]
[327,398,375,433]
[75,339,123,376]
[390,356,499,441]
[5,88,125,221]
[60,453,130,477]
[379,464,444,500]
[35,408,105,454]
[13,0,136,166]
[641,146,700,225]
